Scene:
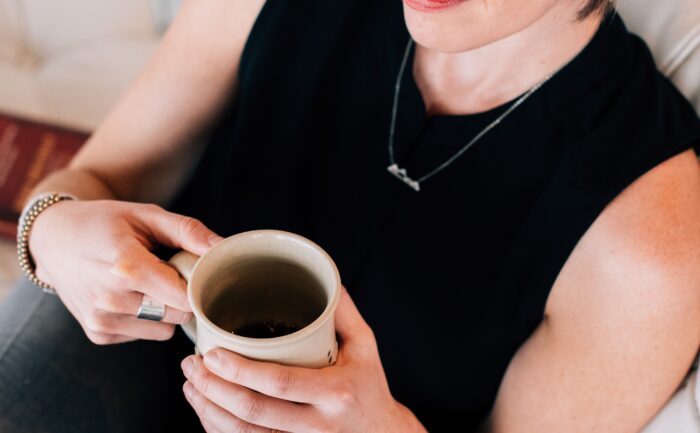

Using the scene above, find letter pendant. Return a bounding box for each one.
[387,164,420,192]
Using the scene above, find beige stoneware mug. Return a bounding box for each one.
[169,230,341,368]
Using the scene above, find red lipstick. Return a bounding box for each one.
[404,0,465,12]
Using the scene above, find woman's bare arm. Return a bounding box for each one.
[30,0,265,205]
[23,0,265,345]
[488,149,700,433]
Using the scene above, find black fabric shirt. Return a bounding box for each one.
[171,2,700,430]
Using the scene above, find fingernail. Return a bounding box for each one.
[181,357,194,377]
[183,381,194,399]
[208,235,224,247]
[203,350,220,369]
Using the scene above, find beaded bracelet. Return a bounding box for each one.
[17,192,77,294]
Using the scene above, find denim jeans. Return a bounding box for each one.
[0,279,204,433]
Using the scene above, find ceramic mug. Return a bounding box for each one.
[169,230,341,368]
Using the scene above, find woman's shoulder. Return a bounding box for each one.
[507,16,700,330]
[492,148,700,433]
[569,17,700,192]
[547,147,700,315]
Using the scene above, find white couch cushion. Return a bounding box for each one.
[669,46,700,112]
[618,0,700,113]
[0,1,162,302]
[0,0,21,63]
[0,39,158,131]
[19,0,156,59]
[0,62,45,120]
[36,39,159,130]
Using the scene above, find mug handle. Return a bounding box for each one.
[169,251,200,343]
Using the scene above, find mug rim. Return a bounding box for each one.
[187,229,342,347]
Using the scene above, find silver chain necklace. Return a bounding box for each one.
[387,38,553,192]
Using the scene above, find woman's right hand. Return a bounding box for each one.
[28,199,223,345]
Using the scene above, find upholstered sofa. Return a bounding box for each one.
[0,0,180,300]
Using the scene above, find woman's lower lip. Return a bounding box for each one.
[403,0,464,12]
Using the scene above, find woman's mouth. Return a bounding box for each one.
[403,0,465,13]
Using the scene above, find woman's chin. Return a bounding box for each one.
[402,0,562,53]
[403,6,496,53]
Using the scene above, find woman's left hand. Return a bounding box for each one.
[180,287,427,433]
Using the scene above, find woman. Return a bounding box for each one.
[1,0,699,432]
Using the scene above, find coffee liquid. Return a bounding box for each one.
[205,258,327,339]
[233,319,303,338]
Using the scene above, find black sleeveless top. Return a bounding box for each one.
[172,2,700,430]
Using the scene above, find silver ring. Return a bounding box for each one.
[136,295,165,321]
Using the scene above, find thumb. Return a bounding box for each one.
[135,205,224,256]
[334,286,373,346]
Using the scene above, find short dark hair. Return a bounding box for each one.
[579,0,614,19]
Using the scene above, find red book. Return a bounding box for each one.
[0,114,88,239]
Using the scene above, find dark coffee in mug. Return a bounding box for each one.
[205,258,328,339]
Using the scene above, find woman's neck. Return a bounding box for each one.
[413,5,603,116]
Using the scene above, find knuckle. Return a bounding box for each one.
[232,420,254,433]
[240,393,265,423]
[363,326,378,344]
[360,343,380,362]
[356,326,378,350]
[85,312,113,334]
[171,309,193,325]
[272,369,295,396]
[142,203,162,213]
[189,387,207,414]
[198,397,242,433]
[111,254,140,281]
[192,366,212,395]
[178,216,203,237]
[155,325,176,341]
[224,359,242,382]
[333,380,358,409]
[95,292,122,313]
[86,331,113,345]
[135,203,163,219]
